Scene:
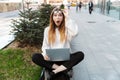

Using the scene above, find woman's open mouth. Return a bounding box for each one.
[56,21,60,23]
[55,21,61,26]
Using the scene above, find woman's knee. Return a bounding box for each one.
[32,53,43,62]
[75,51,84,61]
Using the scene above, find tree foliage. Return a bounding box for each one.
[11,4,54,47]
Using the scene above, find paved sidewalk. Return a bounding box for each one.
[0,10,19,49]
[69,7,120,80]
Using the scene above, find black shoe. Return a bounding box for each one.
[57,72,70,80]
[62,70,73,78]
[49,71,56,80]
[49,71,55,76]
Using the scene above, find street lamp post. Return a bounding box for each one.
[100,0,106,14]
[25,0,31,9]
[21,0,25,11]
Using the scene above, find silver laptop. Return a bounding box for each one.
[46,48,70,61]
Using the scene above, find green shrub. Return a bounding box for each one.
[11,4,54,47]
[60,4,65,9]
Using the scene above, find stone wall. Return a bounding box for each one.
[0,3,21,12]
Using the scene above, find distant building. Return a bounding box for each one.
[44,0,97,5]
[0,0,98,12]
[0,0,21,12]
[112,0,120,7]
[0,0,43,12]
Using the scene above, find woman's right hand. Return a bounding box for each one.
[43,55,50,60]
[63,8,68,18]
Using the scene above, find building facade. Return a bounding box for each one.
[0,0,21,12]
[44,0,97,5]
[0,0,98,12]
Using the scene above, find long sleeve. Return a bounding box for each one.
[41,21,78,56]
[66,18,78,41]
[41,27,50,56]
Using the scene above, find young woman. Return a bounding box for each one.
[32,7,84,79]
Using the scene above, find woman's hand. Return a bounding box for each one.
[43,55,50,60]
[63,9,68,18]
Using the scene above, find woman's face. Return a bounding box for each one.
[53,11,63,27]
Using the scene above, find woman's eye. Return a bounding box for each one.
[53,13,63,17]
[59,14,63,16]
[53,14,57,16]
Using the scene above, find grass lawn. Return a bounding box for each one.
[0,48,42,80]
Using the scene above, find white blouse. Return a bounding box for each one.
[41,18,78,56]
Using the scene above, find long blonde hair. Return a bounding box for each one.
[48,8,66,45]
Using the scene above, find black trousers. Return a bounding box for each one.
[89,7,93,14]
[32,51,84,71]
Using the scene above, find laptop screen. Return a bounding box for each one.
[46,48,70,61]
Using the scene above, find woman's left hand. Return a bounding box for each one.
[43,55,50,60]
